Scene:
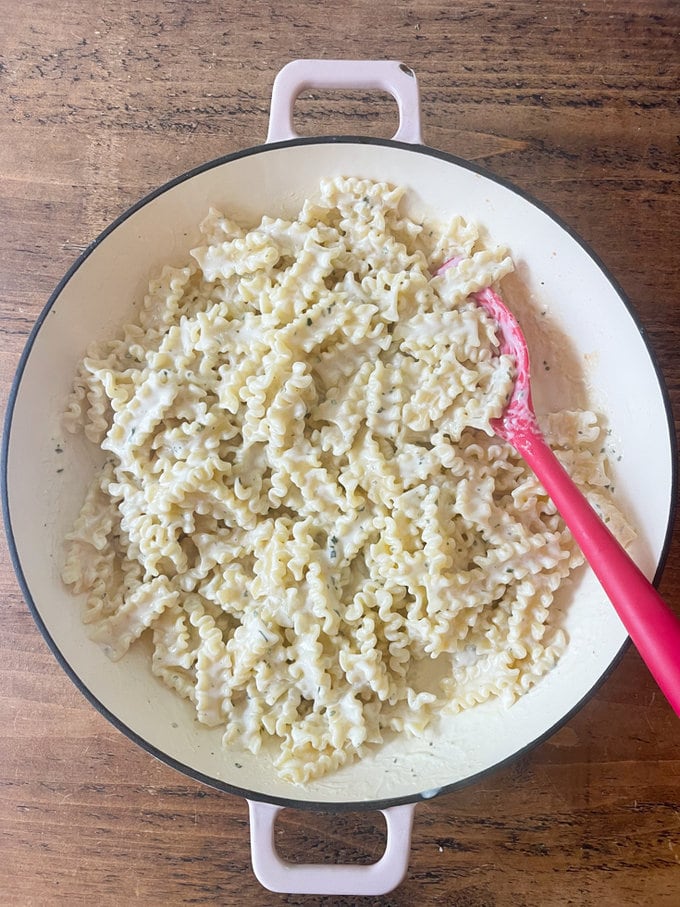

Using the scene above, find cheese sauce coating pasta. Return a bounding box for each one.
[62,177,633,783]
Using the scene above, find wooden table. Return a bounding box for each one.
[1,2,679,904]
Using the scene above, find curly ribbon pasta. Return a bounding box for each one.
[62,177,634,783]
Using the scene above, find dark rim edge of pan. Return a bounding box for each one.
[2,134,677,813]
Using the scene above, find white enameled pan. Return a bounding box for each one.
[2,60,676,896]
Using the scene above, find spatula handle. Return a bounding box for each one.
[516,428,680,717]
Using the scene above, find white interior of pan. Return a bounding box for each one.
[5,140,674,806]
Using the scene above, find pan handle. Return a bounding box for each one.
[266,59,423,144]
[246,799,416,896]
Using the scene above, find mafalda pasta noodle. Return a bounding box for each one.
[62,177,632,783]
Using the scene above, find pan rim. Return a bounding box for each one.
[2,134,676,812]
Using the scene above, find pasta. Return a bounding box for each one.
[62,176,633,783]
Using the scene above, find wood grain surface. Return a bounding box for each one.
[1,1,679,905]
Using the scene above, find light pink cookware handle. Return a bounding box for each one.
[266,59,423,144]
[247,800,415,896]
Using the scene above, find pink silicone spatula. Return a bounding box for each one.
[474,285,680,716]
